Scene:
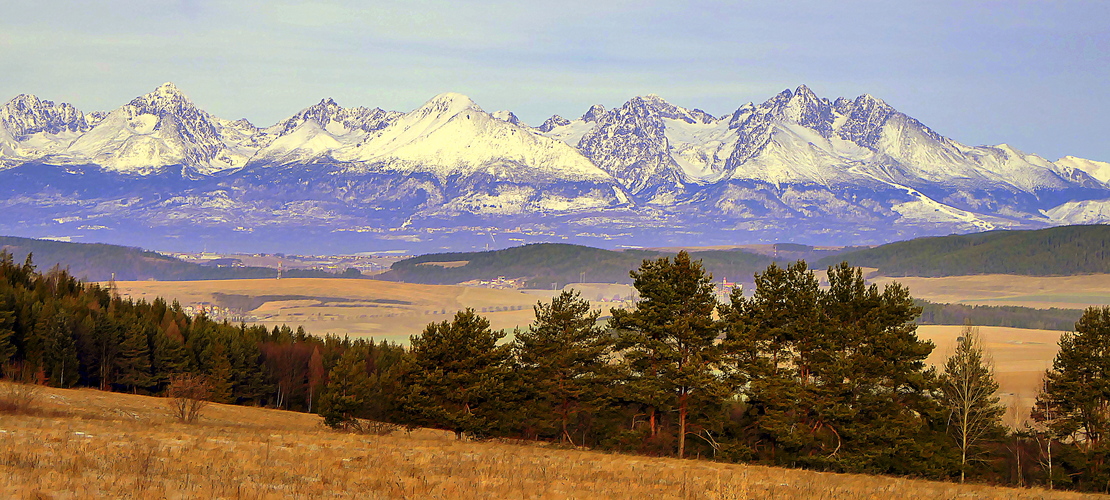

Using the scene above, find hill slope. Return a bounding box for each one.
[817,224,1110,276]
[0,235,277,281]
[383,243,777,287]
[2,383,1096,500]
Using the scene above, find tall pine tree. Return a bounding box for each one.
[610,251,723,458]
[514,289,615,445]
[404,309,511,439]
[318,346,371,428]
[1034,306,1110,486]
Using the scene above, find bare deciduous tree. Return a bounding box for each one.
[166,373,212,423]
[941,325,1006,483]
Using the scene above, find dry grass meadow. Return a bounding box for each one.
[2,382,1104,500]
[111,278,567,344]
[870,274,1110,310]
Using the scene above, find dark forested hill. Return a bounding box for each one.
[382,243,774,287]
[816,225,1110,277]
[0,236,280,281]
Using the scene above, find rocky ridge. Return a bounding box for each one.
[0,83,1107,252]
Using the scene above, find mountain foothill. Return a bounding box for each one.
[1,83,1109,252]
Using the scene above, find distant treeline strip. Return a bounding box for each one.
[916,300,1082,331]
[382,242,849,287]
[0,235,360,281]
[818,224,1110,276]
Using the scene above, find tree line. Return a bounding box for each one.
[3,249,1110,492]
[819,224,1110,276]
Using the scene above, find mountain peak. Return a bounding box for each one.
[151,82,188,100]
[538,114,571,132]
[130,82,196,115]
[581,104,607,122]
[415,92,482,118]
[427,92,478,107]
[1,93,90,138]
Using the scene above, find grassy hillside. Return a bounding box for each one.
[383,243,774,287]
[816,225,1110,276]
[0,236,353,281]
[2,382,1098,500]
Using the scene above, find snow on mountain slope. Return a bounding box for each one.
[249,98,400,164]
[1055,156,1110,185]
[537,115,596,150]
[573,95,718,199]
[491,110,526,127]
[1045,198,1110,224]
[711,86,1101,203]
[0,94,92,161]
[0,83,1107,249]
[61,83,253,175]
[335,92,614,183]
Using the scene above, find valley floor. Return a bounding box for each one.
[1,383,1103,499]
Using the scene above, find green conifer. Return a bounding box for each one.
[514,289,614,444]
[405,309,511,439]
[610,251,723,458]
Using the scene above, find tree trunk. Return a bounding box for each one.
[678,395,687,459]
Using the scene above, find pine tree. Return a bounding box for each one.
[941,324,1005,483]
[610,251,723,458]
[514,289,614,444]
[721,261,941,473]
[1033,306,1110,484]
[405,309,511,439]
[719,261,822,462]
[207,340,234,404]
[151,328,190,391]
[318,347,371,428]
[814,263,938,473]
[0,307,16,367]
[91,315,121,390]
[42,310,79,387]
[115,324,153,392]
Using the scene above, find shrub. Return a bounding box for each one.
[166,373,212,423]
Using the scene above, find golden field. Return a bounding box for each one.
[110,278,567,344]
[2,382,1103,500]
[871,274,1110,310]
[919,325,1063,425]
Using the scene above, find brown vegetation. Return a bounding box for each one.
[0,383,1104,499]
[165,372,212,423]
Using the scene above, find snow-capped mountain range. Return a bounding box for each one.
[1,82,1107,253]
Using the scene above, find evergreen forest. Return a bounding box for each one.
[3,250,1110,492]
[821,224,1110,276]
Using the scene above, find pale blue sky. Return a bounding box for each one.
[2,0,1106,161]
